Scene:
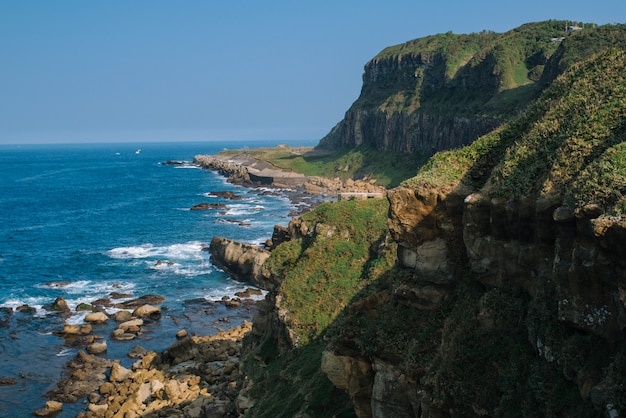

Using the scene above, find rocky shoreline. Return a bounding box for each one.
[27,151,332,417]
[29,150,385,417]
[193,151,386,202]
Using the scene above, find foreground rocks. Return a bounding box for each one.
[72,321,253,418]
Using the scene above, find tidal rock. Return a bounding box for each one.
[208,191,242,200]
[190,202,228,210]
[128,345,148,358]
[110,361,131,382]
[117,318,144,332]
[86,341,107,355]
[114,310,132,322]
[15,304,36,314]
[132,304,161,319]
[75,303,93,311]
[118,294,165,309]
[33,400,63,417]
[176,329,188,339]
[50,297,70,313]
[84,312,109,323]
[0,377,17,386]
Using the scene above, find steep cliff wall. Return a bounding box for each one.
[318,21,626,157]
[319,47,626,417]
[238,25,626,418]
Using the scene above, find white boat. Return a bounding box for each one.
[135,149,141,155]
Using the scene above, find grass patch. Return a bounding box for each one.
[265,198,396,346]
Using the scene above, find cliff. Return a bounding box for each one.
[239,43,626,417]
[322,47,626,416]
[317,21,626,157]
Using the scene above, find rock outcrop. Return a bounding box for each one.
[208,237,271,289]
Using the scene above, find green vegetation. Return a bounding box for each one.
[402,48,626,215]
[353,20,573,119]
[266,198,395,345]
[238,21,626,418]
[243,339,356,418]
[242,198,396,417]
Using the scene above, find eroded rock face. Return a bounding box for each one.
[461,192,626,340]
[321,350,373,418]
[208,237,271,289]
[387,185,470,286]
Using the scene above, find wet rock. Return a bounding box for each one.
[33,400,63,417]
[86,341,107,355]
[114,310,132,322]
[84,312,109,323]
[50,297,70,313]
[0,377,17,386]
[128,345,148,358]
[45,350,113,404]
[110,291,132,299]
[118,294,165,309]
[132,304,161,319]
[176,329,188,339]
[15,304,36,314]
[75,303,92,311]
[206,191,243,200]
[190,202,228,210]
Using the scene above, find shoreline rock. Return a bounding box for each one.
[71,321,254,418]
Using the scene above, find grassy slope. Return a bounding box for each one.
[403,48,626,215]
[239,25,626,418]
[242,199,396,417]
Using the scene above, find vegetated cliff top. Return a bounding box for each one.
[318,20,626,152]
[357,20,623,117]
[403,47,626,215]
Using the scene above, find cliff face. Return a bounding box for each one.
[318,21,626,157]
[319,47,626,417]
[238,24,626,418]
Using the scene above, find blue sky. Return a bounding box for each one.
[1,1,624,144]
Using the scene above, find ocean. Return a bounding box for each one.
[0,140,317,417]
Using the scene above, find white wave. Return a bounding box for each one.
[174,164,200,169]
[203,284,267,302]
[56,348,75,357]
[107,241,208,261]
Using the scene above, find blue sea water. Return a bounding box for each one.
[0,140,317,417]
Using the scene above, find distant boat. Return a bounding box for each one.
[135,149,141,155]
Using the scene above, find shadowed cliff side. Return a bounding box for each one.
[240,47,626,418]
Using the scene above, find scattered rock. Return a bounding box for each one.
[118,294,165,309]
[110,291,132,299]
[0,377,17,386]
[15,304,36,314]
[86,341,107,355]
[176,329,188,339]
[33,400,63,417]
[190,202,228,210]
[114,310,132,322]
[132,304,161,319]
[84,312,109,323]
[206,191,243,200]
[128,345,148,358]
[75,303,93,311]
[50,297,70,313]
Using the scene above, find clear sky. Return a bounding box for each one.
[1,1,624,144]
